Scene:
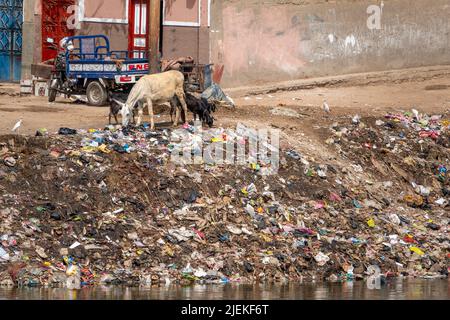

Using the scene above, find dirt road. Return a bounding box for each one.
[1,67,449,140]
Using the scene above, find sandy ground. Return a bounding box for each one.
[1,68,449,146]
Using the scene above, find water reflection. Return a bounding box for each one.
[0,279,448,300]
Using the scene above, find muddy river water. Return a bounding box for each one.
[0,279,448,300]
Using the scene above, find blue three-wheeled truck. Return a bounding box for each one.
[47,35,151,106]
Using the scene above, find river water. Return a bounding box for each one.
[0,279,448,300]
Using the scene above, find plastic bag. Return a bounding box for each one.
[201,83,235,107]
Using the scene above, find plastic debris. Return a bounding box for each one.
[0,110,447,288]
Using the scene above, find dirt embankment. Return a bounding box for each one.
[0,107,448,287]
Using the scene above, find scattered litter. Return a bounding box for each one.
[0,109,447,288]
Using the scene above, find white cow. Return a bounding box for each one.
[119,70,188,130]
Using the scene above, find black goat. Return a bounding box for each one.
[107,91,134,125]
[170,92,215,127]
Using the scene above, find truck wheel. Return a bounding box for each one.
[86,81,108,106]
[48,88,57,102]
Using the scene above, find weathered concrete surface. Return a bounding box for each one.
[162,26,210,64]
[76,23,210,64]
[21,0,40,81]
[211,0,450,87]
[76,22,129,52]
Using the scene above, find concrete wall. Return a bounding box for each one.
[162,26,209,64]
[76,0,128,51]
[211,0,450,87]
[21,0,41,81]
[75,23,210,64]
[76,22,129,52]
[163,0,210,64]
[83,0,127,19]
[78,0,211,63]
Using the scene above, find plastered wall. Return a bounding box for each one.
[210,0,450,87]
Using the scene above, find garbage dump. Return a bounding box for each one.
[0,110,448,288]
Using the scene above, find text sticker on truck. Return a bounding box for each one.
[128,63,149,71]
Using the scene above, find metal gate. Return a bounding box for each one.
[42,0,74,62]
[0,0,22,82]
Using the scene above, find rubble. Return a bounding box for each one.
[0,110,448,288]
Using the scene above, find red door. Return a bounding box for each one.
[128,0,148,58]
[42,0,75,61]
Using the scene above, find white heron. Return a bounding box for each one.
[12,119,23,134]
[322,100,330,113]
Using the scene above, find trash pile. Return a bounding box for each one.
[0,110,448,288]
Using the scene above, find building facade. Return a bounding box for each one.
[9,0,450,88]
[21,0,211,82]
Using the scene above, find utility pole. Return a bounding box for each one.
[148,0,161,74]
